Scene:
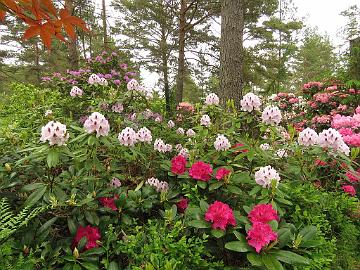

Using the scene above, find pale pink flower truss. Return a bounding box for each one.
[240,93,262,112]
[118,127,137,146]
[298,128,319,146]
[137,127,152,143]
[214,134,231,151]
[254,166,280,188]
[70,86,83,97]
[40,121,69,146]
[200,114,211,127]
[205,93,220,106]
[261,106,282,125]
[84,112,110,137]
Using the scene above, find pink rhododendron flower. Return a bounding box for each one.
[176,127,185,135]
[176,197,189,213]
[214,134,231,151]
[186,129,196,137]
[215,168,231,180]
[248,204,279,223]
[168,120,175,128]
[72,225,101,251]
[88,74,101,85]
[246,222,278,253]
[70,86,83,97]
[40,121,69,146]
[137,127,152,143]
[342,185,356,196]
[118,127,137,146]
[110,177,121,187]
[200,114,211,127]
[171,155,187,175]
[298,128,318,146]
[127,79,140,90]
[254,166,280,188]
[314,93,331,103]
[240,93,261,112]
[204,201,236,230]
[176,102,195,112]
[146,177,169,192]
[154,138,172,153]
[315,159,327,166]
[261,106,282,125]
[111,103,124,113]
[205,93,220,106]
[318,128,350,155]
[178,147,189,159]
[84,112,110,137]
[345,171,360,183]
[189,161,213,181]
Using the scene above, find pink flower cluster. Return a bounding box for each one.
[240,93,262,112]
[137,127,152,143]
[171,155,187,175]
[246,204,278,253]
[298,127,319,146]
[200,114,211,127]
[254,166,280,188]
[146,177,169,192]
[303,82,323,89]
[318,128,350,155]
[314,93,332,103]
[40,121,69,146]
[111,103,124,113]
[205,93,220,106]
[154,138,172,153]
[214,134,231,151]
[189,161,213,181]
[84,112,110,137]
[118,127,137,146]
[70,86,83,97]
[204,201,236,230]
[331,113,360,147]
[261,106,282,125]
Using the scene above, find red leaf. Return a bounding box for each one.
[67,16,88,31]
[41,0,57,16]
[23,25,40,39]
[3,0,21,13]
[59,8,70,19]
[54,32,66,43]
[63,22,76,40]
[0,10,6,21]
[40,24,53,49]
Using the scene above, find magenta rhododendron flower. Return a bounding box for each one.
[98,196,118,211]
[171,155,187,175]
[342,185,356,196]
[246,222,278,253]
[72,225,101,251]
[248,204,279,223]
[189,161,213,181]
[215,168,231,180]
[204,201,236,230]
[176,197,189,213]
[345,170,360,183]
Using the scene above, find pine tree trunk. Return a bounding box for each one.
[161,28,171,113]
[220,0,244,109]
[176,0,187,104]
[102,0,108,50]
[65,0,79,70]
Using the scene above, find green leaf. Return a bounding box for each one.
[211,229,225,238]
[249,185,262,196]
[225,241,253,252]
[199,200,209,212]
[47,148,60,168]
[81,262,99,270]
[21,183,45,192]
[82,247,106,256]
[188,220,211,229]
[233,231,246,242]
[269,220,278,230]
[108,261,120,270]
[87,135,97,146]
[262,254,284,270]
[68,217,77,235]
[299,225,317,243]
[134,180,144,192]
[72,264,82,270]
[247,253,263,266]
[37,217,58,236]
[277,228,292,248]
[25,185,47,206]
[272,250,310,265]
[209,181,224,191]
[227,185,243,194]
[197,181,207,189]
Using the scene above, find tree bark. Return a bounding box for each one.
[220,0,244,109]
[102,0,108,50]
[161,28,171,113]
[176,0,187,104]
[65,0,79,70]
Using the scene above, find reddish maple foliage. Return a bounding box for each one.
[0,0,88,48]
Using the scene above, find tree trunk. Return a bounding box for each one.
[102,0,108,50]
[350,37,360,80]
[176,0,187,104]
[65,0,79,70]
[34,41,41,84]
[161,29,171,113]
[220,0,244,109]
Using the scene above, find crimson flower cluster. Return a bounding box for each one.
[204,201,236,230]
[72,225,101,251]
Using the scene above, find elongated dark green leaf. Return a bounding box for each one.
[272,250,310,265]
[188,220,211,229]
[25,186,47,206]
[225,241,253,252]
[37,217,58,235]
[262,254,284,270]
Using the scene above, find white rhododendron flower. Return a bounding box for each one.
[111,103,124,113]
[40,121,69,146]
[205,93,219,106]
[118,127,137,146]
[298,128,318,146]
[70,86,83,97]
[240,93,262,112]
[45,110,53,117]
[200,114,211,127]
[168,120,175,128]
[127,79,140,90]
[214,134,231,151]
[88,74,101,85]
[176,127,185,135]
[146,177,169,192]
[318,128,350,156]
[254,166,280,188]
[154,138,169,153]
[276,149,288,158]
[186,129,196,137]
[179,148,189,159]
[84,112,110,137]
[260,143,271,150]
[137,127,152,143]
[261,106,282,125]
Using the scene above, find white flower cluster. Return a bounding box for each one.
[240,93,262,112]
[179,147,189,159]
[276,149,288,158]
[118,127,153,146]
[84,112,110,137]
[186,129,196,137]
[154,138,172,153]
[126,79,152,98]
[318,128,350,156]
[40,121,69,146]
[214,134,231,151]
[205,93,220,106]
[137,127,152,143]
[88,74,108,86]
[111,103,124,113]
[146,177,169,192]
[70,86,83,97]
[168,120,175,128]
[298,128,319,146]
[261,106,282,125]
[176,127,185,135]
[200,114,211,127]
[260,143,271,150]
[254,165,280,188]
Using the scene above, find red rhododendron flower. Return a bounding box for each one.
[171,155,187,175]
[248,204,279,223]
[204,201,236,230]
[189,161,213,181]
[176,197,189,213]
[98,195,118,211]
[231,143,249,153]
[72,225,101,251]
[314,159,327,166]
[345,171,360,183]
[215,167,231,180]
[342,185,356,196]
[246,222,278,253]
